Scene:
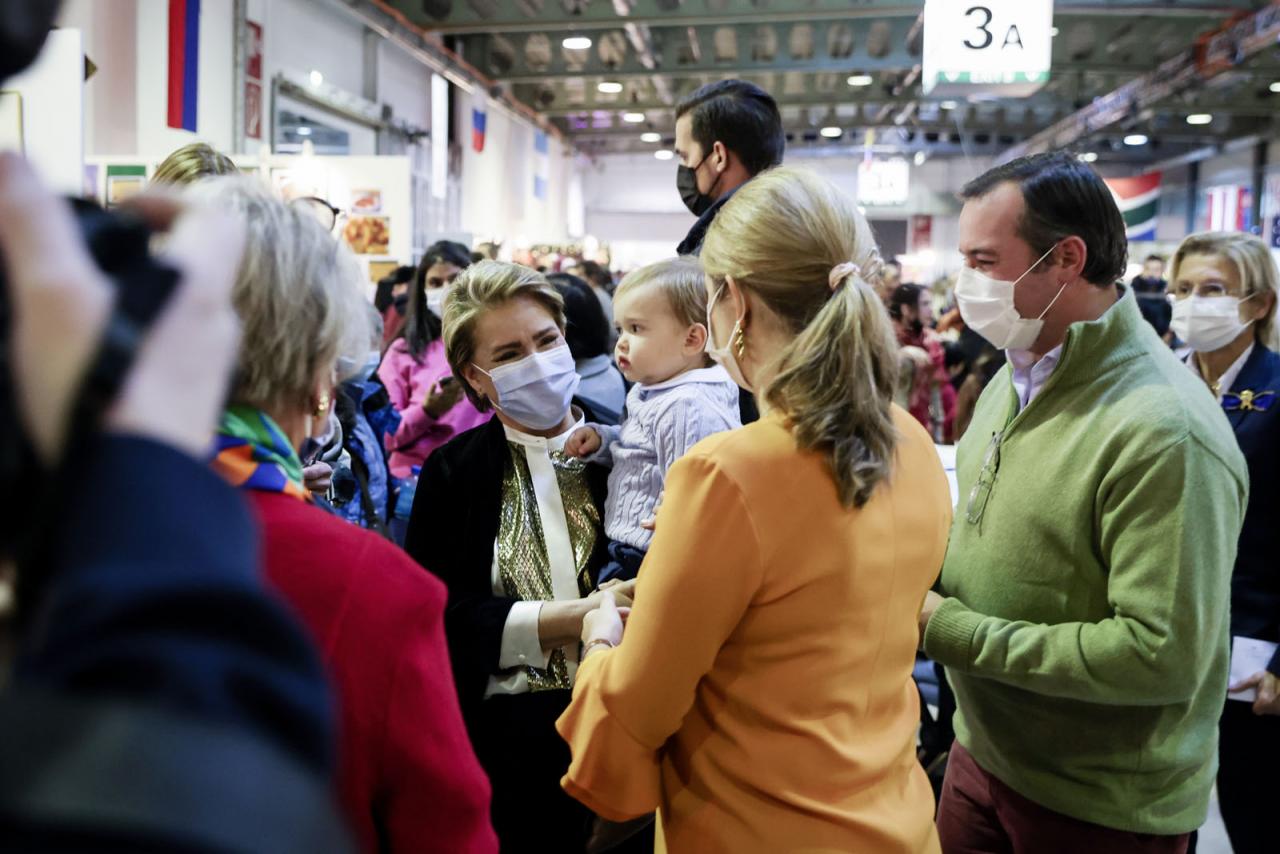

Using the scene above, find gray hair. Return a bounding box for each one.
[192,177,371,412]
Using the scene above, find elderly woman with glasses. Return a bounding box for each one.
[1169,231,1280,854]
[199,178,496,854]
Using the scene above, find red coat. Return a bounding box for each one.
[250,492,498,854]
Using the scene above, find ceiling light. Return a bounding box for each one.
[640,132,662,143]
[598,81,623,94]
[1123,133,1149,146]
[1271,81,1280,94]
[1079,152,1099,163]
[654,149,674,161]
[820,126,842,138]
[913,150,927,166]
[622,112,645,123]
[847,74,873,87]
[309,69,324,87]
[1186,113,1213,125]
[940,100,958,110]
[562,36,592,50]
[296,127,312,136]
[1050,27,1060,37]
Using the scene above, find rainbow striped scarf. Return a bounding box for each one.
[211,405,312,503]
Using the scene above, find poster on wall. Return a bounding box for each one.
[351,188,383,214]
[1105,172,1162,241]
[106,164,147,207]
[244,20,263,140]
[344,216,391,256]
[0,91,24,152]
[368,260,401,286]
[245,80,262,140]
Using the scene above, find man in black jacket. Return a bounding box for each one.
[673,79,785,257]
[673,79,784,423]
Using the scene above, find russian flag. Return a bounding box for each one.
[472,108,486,152]
[167,0,200,132]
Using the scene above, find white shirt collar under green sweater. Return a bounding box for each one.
[924,285,1249,836]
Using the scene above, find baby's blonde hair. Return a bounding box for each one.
[702,166,899,509]
[614,256,708,330]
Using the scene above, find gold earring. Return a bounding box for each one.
[315,393,331,417]
[733,326,747,360]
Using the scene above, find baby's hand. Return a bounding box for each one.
[565,426,602,458]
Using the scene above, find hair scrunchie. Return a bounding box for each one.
[829,262,861,292]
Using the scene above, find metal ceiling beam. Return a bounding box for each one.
[536,94,1072,118]
[489,18,921,83]
[399,0,925,36]
[387,0,1258,36]
[494,57,1184,86]
[999,1,1280,161]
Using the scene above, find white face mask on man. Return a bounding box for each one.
[1170,294,1256,353]
[954,244,1068,351]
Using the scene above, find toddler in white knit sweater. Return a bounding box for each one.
[565,257,740,582]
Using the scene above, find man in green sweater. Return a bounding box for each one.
[920,152,1247,852]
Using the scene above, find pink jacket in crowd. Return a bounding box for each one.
[378,337,492,478]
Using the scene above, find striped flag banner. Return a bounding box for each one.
[533,131,549,201]
[1105,172,1161,241]
[167,0,201,132]
[1205,185,1253,233]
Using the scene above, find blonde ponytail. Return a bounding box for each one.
[701,167,900,508]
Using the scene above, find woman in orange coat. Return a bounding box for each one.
[557,166,951,853]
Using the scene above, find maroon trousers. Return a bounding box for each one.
[936,743,1190,854]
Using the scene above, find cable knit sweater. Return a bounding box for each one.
[591,365,740,550]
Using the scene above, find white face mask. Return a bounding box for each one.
[474,344,581,432]
[1170,294,1255,352]
[954,244,1068,351]
[425,285,450,319]
[705,283,750,391]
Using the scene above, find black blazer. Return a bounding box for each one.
[1223,343,1280,673]
[404,415,611,727]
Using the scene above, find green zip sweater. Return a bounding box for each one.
[924,288,1248,835]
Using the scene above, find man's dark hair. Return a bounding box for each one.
[888,283,925,321]
[547,273,612,360]
[675,79,785,176]
[1144,254,1165,265]
[403,240,472,359]
[373,264,414,313]
[960,152,1128,287]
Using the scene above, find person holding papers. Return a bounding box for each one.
[1168,231,1280,854]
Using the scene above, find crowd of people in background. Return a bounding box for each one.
[3,64,1277,854]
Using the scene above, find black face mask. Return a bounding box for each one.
[677,152,723,217]
[392,293,409,316]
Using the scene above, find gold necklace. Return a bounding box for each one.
[1195,354,1221,397]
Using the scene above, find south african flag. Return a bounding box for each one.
[1105,172,1162,242]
